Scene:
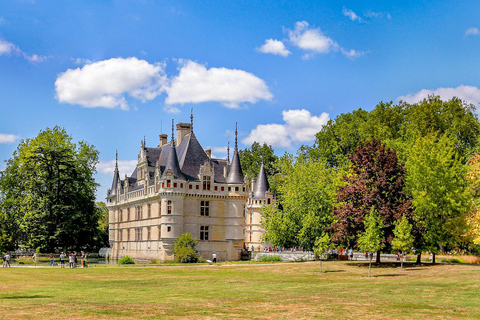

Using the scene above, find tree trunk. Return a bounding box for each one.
[401,251,404,269]
[432,253,436,264]
[320,259,323,273]
[368,255,372,277]
[416,253,421,264]
[375,250,381,264]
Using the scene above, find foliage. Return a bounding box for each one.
[466,154,480,245]
[118,256,135,265]
[392,214,415,253]
[173,233,199,263]
[95,202,110,248]
[313,232,334,258]
[406,133,471,253]
[358,207,385,254]
[258,255,282,262]
[0,126,100,252]
[332,139,412,254]
[239,142,279,192]
[262,154,340,250]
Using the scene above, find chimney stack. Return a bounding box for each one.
[176,122,191,146]
[159,134,168,147]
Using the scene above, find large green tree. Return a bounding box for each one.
[262,154,340,250]
[0,126,100,252]
[405,132,471,263]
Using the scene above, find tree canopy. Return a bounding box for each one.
[0,126,101,252]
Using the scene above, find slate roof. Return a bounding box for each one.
[253,162,270,199]
[162,137,185,180]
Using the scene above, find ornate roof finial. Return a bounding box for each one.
[115,150,118,170]
[190,108,194,133]
[171,119,175,142]
[235,122,238,150]
[144,135,146,147]
[227,141,230,163]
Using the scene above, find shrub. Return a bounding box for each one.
[118,256,135,265]
[258,255,282,262]
[440,258,465,264]
[174,247,199,263]
[173,233,199,263]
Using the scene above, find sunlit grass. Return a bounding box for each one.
[1,261,479,319]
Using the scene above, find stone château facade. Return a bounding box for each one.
[106,118,274,261]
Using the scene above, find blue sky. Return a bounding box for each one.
[1,0,480,200]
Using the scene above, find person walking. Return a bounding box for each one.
[50,253,55,266]
[81,251,86,268]
[4,253,11,267]
[212,253,217,264]
[69,253,74,268]
[348,248,353,261]
[60,252,66,268]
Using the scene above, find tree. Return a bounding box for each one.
[332,139,412,263]
[262,154,340,250]
[0,126,100,252]
[466,154,480,246]
[392,214,414,269]
[406,133,471,263]
[173,233,199,263]
[358,207,384,277]
[95,202,110,249]
[313,232,334,273]
[239,142,278,192]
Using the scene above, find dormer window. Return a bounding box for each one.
[202,176,211,190]
[167,180,171,188]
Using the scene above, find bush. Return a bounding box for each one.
[258,255,282,262]
[118,256,135,265]
[173,233,199,263]
[174,247,199,263]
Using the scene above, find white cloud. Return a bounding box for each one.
[0,38,46,63]
[257,39,291,57]
[0,133,20,144]
[165,60,273,108]
[72,58,94,65]
[97,159,137,176]
[341,48,367,59]
[242,109,330,148]
[342,7,363,22]
[163,105,181,114]
[0,39,20,55]
[55,57,167,110]
[287,21,339,55]
[397,85,480,106]
[465,27,479,36]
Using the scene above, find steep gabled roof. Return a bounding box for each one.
[162,132,185,180]
[226,123,244,184]
[177,132,210,180]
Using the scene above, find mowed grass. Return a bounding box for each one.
[1,261,480,319]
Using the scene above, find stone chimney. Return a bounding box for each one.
[159,134,168,147]
[176,122,191,146]
[205,148,211,159]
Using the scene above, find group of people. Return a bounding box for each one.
[2,253,11,267]
[38,251,88,268]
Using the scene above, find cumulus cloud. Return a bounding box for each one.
[465,27,479,36]
[55,57,167,110]
[341,48,367,59]
[97,159,137,176]
[287,21,339,55]
[242,109,330,148]
[397,85,480,106]
[163,105,181,114]
[0,133,20,144]
[342,7,363,22]
[257,39,291,57]
[165,60,273,108]
[0,38,46,63]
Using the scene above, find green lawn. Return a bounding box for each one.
[1,261,479,319]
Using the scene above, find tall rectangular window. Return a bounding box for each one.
[147,227,151,240]
[200,200,209,216]
[136,228,142,241]
[127,208,130,221]
[202,176,211,190]
[127,229,130,241]
[119,229,123,241]
[200,226,209,240]
[119,209,123,222]
[158,202,161,216]
[167,200,172,214]
[148,204,151,218]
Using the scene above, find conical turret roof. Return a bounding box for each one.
[162,120,185,180]
[226,123,244,184]
[108,151,120,197]
[253,162,270,199]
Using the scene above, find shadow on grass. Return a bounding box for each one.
[346,262,440,269]
[374,274,406,277]
[1,295,51,299]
